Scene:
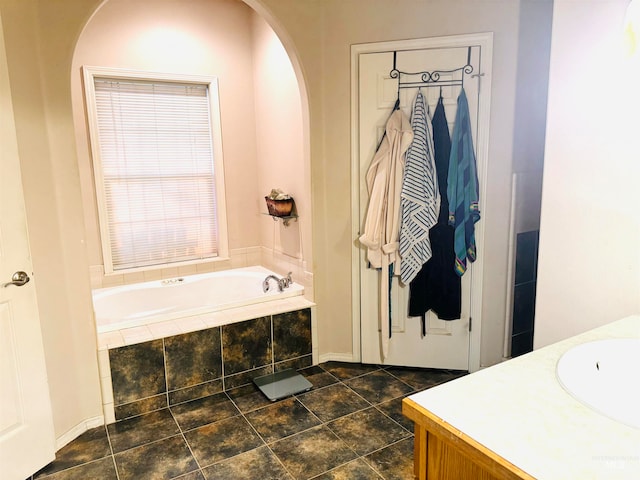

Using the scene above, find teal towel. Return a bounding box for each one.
[447,88,480,276]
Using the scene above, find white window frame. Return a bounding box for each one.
[82,66,229,274]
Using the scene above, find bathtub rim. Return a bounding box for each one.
[93,265,306,334]
[97,295,316,351]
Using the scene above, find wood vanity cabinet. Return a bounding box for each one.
[402,397,535,480]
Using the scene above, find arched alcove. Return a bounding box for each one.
[71,0,313,296]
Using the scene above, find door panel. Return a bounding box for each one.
[0,13,56,479]
[359,45,483,369]
[0,303,22,433]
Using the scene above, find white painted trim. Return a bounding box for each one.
[318,353,356,364]
[350,47,363,363]
[103,403,115,425]
[55,415,105,451]
[503,174,518,359]
[467,33,493,373]
[350,32,494,373]
[310,305,319,365]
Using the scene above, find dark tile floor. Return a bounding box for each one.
[31,362,466,480]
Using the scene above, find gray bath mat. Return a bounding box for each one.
[254,369,313,401]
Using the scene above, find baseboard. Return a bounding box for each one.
[318,352,356,364]
[55,415,104,451]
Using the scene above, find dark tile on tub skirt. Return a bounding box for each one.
[114,393,167,421]
[201,446,293,480]
[109,339,166,405]
[168,379,223,406]
[273,308,312,362]
[221,316,272,375]
[164,328,222,391]
[344,370,413,404]
[269,425,357,480]
[274,354,312,373]
[107,408,180,454]
[33,426,111,478]
[244,397,321,443]
[113,435,198,480]
[223,364,273,390]
[326,407,410,456]
[170,392,239,431]
[183,415,264,467]
[34,457,118,480]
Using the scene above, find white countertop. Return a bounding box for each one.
[408,315,640,479]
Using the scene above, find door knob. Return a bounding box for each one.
[3,271,30,288]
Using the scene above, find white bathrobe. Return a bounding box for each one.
[359,109,413,359]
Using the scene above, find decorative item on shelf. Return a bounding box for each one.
[265,188,295,217]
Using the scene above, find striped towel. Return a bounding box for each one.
[400,90,440,285]
[447,88,480,276]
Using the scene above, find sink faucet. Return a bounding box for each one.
[262,272,293,293]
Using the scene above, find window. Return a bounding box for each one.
[83,67,228,273]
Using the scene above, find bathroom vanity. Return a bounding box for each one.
[403,315,640,479]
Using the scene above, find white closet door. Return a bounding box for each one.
[358,45,484,369]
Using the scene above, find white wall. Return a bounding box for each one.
[535,0,640,348]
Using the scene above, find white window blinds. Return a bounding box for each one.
[92,77,219,271]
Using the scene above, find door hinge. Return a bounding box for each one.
[469,317,472,332]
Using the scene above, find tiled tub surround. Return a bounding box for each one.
[90,247,314,302]
[98,306,315,424]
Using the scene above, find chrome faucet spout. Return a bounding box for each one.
[262,272,293,293]
[262,275,282,293]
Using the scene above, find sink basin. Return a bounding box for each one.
[556,338,640,429]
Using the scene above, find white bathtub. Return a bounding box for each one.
[93,266,304,333]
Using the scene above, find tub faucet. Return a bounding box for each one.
[279,272,293,290]
[262,272,293,293]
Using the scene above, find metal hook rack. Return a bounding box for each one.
[389,46,476,91]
